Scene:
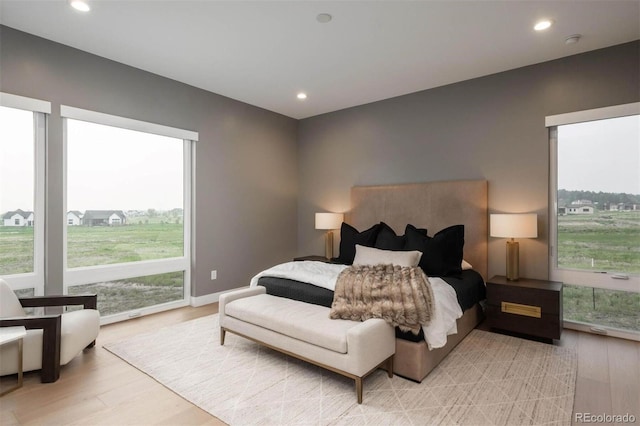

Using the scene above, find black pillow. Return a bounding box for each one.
[335,222,381,265]
[375,222,427,251]
[411,225,428,236]
[404,224,464,276]
[374,222,405,250]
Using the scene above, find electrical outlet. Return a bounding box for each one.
[211,270,217,280]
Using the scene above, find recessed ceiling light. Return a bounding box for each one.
[297,93,308,100]
[534,19,553,31]
[69,0,90,12]
[316,13,332,23]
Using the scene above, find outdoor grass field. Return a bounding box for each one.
[0,226,34,275]
[68,271,184,316]
[557,211,640,274]
[1,221,184,316]
[557,210,639,332]
[1,211,638,329]
[0,222,183,273]
[563,284,639,331]
[67,222,183,268]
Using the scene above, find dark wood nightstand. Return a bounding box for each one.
[486,275,563,342]
[293,255,330,262]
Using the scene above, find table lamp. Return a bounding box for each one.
[490,213,538,280]
[315,212,344,260]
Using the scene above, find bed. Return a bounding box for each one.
[257,179,488,382]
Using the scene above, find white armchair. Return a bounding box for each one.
[0,279,100,383]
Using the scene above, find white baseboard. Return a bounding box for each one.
[563,320,639,342]
[190,286,248,307]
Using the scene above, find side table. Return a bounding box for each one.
[0,326,27,396]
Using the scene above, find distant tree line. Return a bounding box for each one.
[559,189,640,209]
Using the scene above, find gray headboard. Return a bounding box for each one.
[346,180,488,280]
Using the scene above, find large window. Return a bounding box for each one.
[548,103,640,339]
[62,106,197,324]
[0,93,48,294]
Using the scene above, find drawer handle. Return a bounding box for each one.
[501,302,541,318]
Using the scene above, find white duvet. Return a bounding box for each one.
[249,261,463,350]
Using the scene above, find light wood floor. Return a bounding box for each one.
[1,305,638,426]
[564,330,640,426]
[1,304,224,426]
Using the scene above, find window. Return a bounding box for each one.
[0,93,49,295]
[62,106,197,324]
[548,103,640,340]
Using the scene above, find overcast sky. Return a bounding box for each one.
[558,115,639,195]
[0,106,34,213]
[66,120,184,212]
[1,107,183,213]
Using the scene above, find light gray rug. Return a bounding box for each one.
[105,314,576,425]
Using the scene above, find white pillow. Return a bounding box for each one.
[352,244,422,267]
[461,259,473,270]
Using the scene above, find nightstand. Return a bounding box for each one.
[486,275,563,342]
[293,255,330,262]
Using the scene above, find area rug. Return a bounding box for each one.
[104,314,577,425]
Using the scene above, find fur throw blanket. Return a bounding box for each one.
[330,264,434,334]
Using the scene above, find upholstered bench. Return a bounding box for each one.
[219,286,395,403]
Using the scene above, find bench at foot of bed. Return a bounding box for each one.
[219,286,395,404]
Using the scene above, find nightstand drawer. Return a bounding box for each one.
[486,285,560,315]
[486,305,562,340]
[500,301,541,318]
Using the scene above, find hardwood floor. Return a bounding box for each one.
[1,304,224,426]
[1,305,638,425]
[567,331,640,425]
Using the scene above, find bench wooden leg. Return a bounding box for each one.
[220,328,226,345]
[387,356,394,378]
[355,377,363,404]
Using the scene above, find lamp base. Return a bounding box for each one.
[325,231,334,260]
[506,239,519,281]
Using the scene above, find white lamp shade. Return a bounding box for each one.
[490,213,537,239]
[315,212,344,230]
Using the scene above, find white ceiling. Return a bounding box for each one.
[1,1,638,119]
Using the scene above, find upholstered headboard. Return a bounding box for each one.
[346,180,488,280]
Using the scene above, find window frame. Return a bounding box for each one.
[0,93,49,295]
[61,106,197,324]
[547,102,640,340]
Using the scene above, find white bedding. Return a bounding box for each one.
[250,261,462,349]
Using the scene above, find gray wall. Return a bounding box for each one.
[2,24,638,294]
[0,26,299,297]
[297,41,639,280]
